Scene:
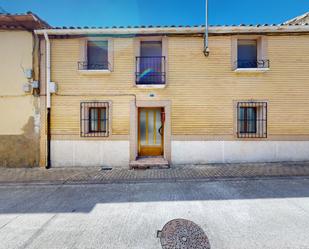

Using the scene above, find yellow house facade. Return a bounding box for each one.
[0,13,49,167]
[35,19,309,168]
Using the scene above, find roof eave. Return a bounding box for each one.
[34,25,309,36]
[0,12,51,30]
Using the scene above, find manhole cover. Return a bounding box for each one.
[157,219,210,249]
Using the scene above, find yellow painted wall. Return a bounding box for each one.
[0,30,35,135]
[49,34,309,139]
[0,30,39,167]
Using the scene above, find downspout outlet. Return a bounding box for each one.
[203,46,210,57]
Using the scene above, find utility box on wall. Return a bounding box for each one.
[49,82,58,93]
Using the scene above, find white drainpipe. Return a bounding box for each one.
[43,31,51,168]
[43,31,51,108]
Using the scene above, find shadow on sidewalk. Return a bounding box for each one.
[0,177,309,214]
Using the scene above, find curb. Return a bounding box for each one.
[1,175,309,187]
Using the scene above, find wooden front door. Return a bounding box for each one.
[138,108,164,156]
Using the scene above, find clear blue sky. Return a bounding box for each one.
[0,0,308,27]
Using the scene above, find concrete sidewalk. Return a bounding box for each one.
[2,179,309,249]
[2,161,309,185]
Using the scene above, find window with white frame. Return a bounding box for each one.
[87,41,108,70]
[232,36,269,70]
[237,39,258,68]
[80,102,110,137]
[78,39,113,71]
[237,101,267,138]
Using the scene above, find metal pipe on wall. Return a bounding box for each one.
[43,32,51,108]
[43,32,51,168]
[204,0,210,56]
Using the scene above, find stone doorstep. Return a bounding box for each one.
[129,157,170,169]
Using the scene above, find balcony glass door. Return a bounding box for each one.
[138,108,164,156]
[138,41,163,84]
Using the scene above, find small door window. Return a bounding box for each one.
[139,108,164,156]
[139,109,162,146]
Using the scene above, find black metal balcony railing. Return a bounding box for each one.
[78,61,110,70]
[136,56,166,84]
[236,59,270,69]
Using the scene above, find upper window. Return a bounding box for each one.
[237,40,258,68]
[78,39,113,72]
[233,37,269,71]
[80,102,110,137]
[237,102,267,138]
[87,41,109,70]
[136,40,166,85]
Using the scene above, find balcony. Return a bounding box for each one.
[136,56,166,85]
[234,59,270,73]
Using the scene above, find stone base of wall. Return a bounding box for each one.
[0,117,39,167]
[0,135,39,167]
[51,140,130,167]
[50,140,309,168]
[171,141,309,165]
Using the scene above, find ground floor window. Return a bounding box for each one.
[80,102,109,137]
[237,101,267,138]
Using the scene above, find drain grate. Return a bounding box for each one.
[157,219,210,249]
[101,167,112,171]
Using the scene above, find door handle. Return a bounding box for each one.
[158,125,163,136]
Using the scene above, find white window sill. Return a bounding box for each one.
[234,68,270,73]
[135,84,166,89]
[78,69,111,75]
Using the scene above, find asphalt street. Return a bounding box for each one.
[0,178,309,249]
